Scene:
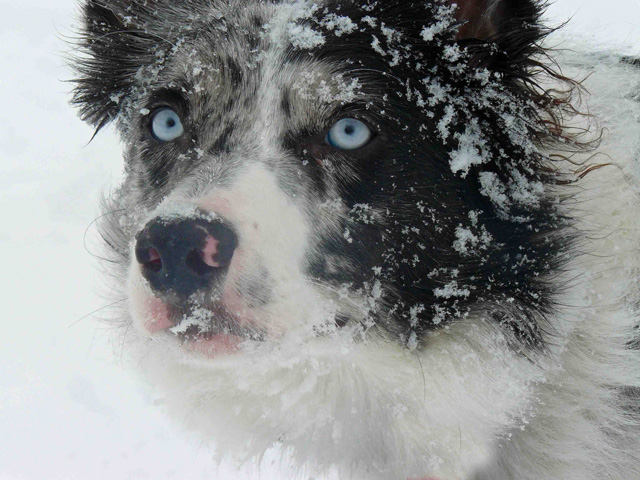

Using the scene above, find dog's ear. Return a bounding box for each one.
[443,0,545,69]
[365,0,545,67]
[447,0,540,40]
[72,0,160,129]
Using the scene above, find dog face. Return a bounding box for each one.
[73,0,575,477]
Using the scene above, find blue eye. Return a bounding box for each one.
[326,118,372,150]
[150,108,184,142]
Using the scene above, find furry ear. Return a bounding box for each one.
[443,0,546,71]
[71,0,160,129]
[447,0,541,40]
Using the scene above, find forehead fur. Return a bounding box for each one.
[163,42,368,138]
[73,0,434,127]
[77,0,384,130]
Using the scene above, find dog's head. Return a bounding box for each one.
[72,0,575,477]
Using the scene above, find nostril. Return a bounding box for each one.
[146,247,163,273]
[135,240,163,273]
[185,249,216,276]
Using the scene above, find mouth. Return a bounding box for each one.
[141,295,265,358]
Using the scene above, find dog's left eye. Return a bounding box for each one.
[150,108,184,142]
[326,118,372,150]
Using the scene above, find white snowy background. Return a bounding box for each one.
[0,1,638,479]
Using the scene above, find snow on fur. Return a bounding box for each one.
[70,1,640,479]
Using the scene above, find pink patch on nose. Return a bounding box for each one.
[148,247,161,262]
[201,235,221,267]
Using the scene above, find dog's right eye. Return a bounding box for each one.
[150,108,184,142]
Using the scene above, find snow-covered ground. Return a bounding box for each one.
[0,1,638,479]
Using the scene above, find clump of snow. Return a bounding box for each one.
[361,15,378,28]
[421,2,456,41]
[437,104,456,141]
[449,119,491,176]
[285,1,325,50]
[146,200,220,225]
[371,23,404,67]
[109,92,124,105]
[292,71,362,104]
[371,280,382,301]
[421,76,452,107]
[370,35,387,60]
[287,23,325,49]
[478,172,510,217]
[409,304,426,327]
[434,281,471,299]
[407,331,419,350]
[170,308,213,335]
[453,227,493,254]
[452,211,494,255]
[453,228,478,254]
[348,203,380,225]
[508,169,545,207]
[320,13,357,37]
[442,44,463,63]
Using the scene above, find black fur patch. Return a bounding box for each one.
[280,0,576,346]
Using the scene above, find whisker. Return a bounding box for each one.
[68,299,126,329]
[83,208,126,263]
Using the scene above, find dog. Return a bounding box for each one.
[71,0,640,478]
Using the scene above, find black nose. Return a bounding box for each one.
[134,216,238,299]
